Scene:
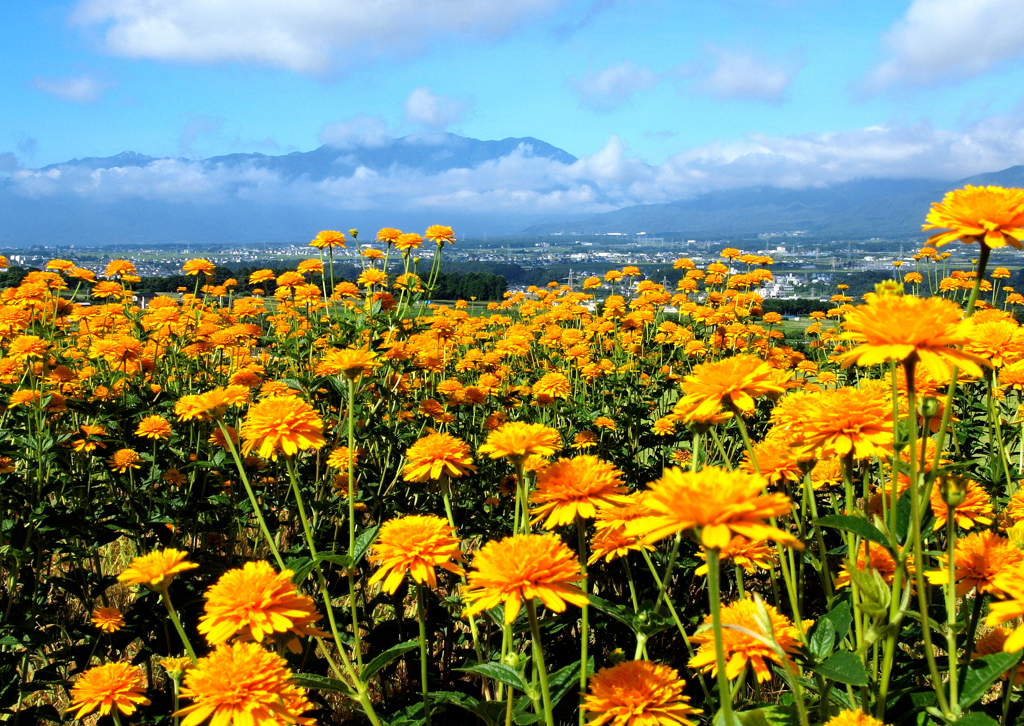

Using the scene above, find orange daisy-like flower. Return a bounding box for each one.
[368,514,465,593]
[975,629,1024,683]
[588,492,657,564]
[118,548,198,590]
[835,542,903,589]
[310,230,346,249]
[478,422,562,463]
[198,561,324,647]
[68,662,151,719]
[425,225,456,245]
[136,415,172,440]
[679,353,788,418]
[533,371,571,400]
[529,455,631,528]
[626,466,801,551]
[182,259,216,276]
[402,433,477,482]
[108,448,142,473]
[91,606,125,633]
[695,536,776,575]
[240,396,326,460]
[583,659,702,726]
[740,435,803,488]
[176,642,313,726]
[395,232,424,251]
[462,534,588,623]
[689,596,801,682]
[922,185,1024,249]
[925,531,1023,596]
[986,565,1024,651]
[315,347,379,380]
[774,386,893,460]
[838,294,987,378]
[824,710,887,726]
[930,478,993,530]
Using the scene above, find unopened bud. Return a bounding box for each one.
[920,397,940,419]
[939,474,969,509]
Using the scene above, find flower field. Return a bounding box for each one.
[6,189,1024,726]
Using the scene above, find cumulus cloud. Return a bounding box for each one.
[569,61,660,112]
[7,115,1024,217]
[31,73,109,103]
[72,0,567,74]
[403,87,471,129]
[690,46,801,104]
[318,115,393,149]
[861,0,1024,94]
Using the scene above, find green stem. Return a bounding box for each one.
[707,547,736,726]
[575,516,589,726]
[158,586,198,662]
[526,600,555,726]
[417,584,432,726]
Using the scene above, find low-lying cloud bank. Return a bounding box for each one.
[5,115,1024,224]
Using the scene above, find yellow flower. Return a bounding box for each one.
[533,371,571,400]
[930,478,993,530]
[198,561,324,648]
[824,710,888,726]
[462,534,588,623]
[839,294,987,378]
[975,629,1024,683]
[91,606,125,633]
[835,542,903,589]
[315,347,379,379]
[108,448,143,473]
[925,531,1023,596]
[182,259,216,276]
[176,642,313,726]
[922,185,1024,248]
[695,536,776,575]
[627,466,802,551]
[68,662,151,719]
[402,433,477,482]
[425,225,456,245]
[529,455,631,528]
[368,515,465,593]
[478,422,561,463]
[583,660,701,726]
[136,415,172,440]
[240,396,326,460]
[118,548,198,590]
[310,230,346,249]
[679,353,788,418]
[773,387,893,460]
[689,596,801,682]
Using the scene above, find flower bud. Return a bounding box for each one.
[939,474,969,509]
[919,396,940,419]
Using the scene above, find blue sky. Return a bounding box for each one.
[3,0,1024,221]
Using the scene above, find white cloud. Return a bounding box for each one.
[569,61,660,112]
[318,115,392,149]
[8,115,1024,217]
[861,0,1024,94]
[403,87,471,129]
[72,0,567,74]
[692,46,801,104]
[31,74,108,103]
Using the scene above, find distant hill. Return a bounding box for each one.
[520,166,1024,238]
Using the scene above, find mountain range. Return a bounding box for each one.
[1,131,1020,246]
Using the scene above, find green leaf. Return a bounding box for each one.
[808,617,835,661]
[736,705,800,726]
[361,639,421,683]
[315,553,353,570]
[458,663,530,693]
[284,556,316,585]
[292,672,356,697]
[431,692,504,726]
[815,514,891,551]
[548,659,586,709]
[959,651,1022,709]
[955,714,1002,726]
[819,600,853,643]
[814,650,869,686]
[352,524,381,565]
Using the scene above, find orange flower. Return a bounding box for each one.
[975,629,1024,682]
[529,455,631,528]
[402,433,477,482]
[104,259,136,277]
[368,515,465,593]
[679,353,787,418]
[839,294,987,378]
[198,561,324,647]
[739,436,802,488]
[462,534,588,623]
[835,542,901,589]
[930,478,993,530]
[240,396,326,459]
[395,232,424,251]
[136,415,172,440]
[425,225,455,245]
[824,710,887,726]
[533,371,571,400]
[773,387,893,460]
[627,466,801,550]
[315,347,379,379]
[986,565,1024,651]
[926,531,1023,596]
[108,448,142,473]
[310,230,346,249]
[176,642,313,726]
[182,259,216,276]
[68,662,151,719]
[695,536,776,575]
[583,659,701,726]
[118,548,198,589]
[478,422,561,463]
[91,606,125,633]
[922,185,1024,248]
[689,596,801,682]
